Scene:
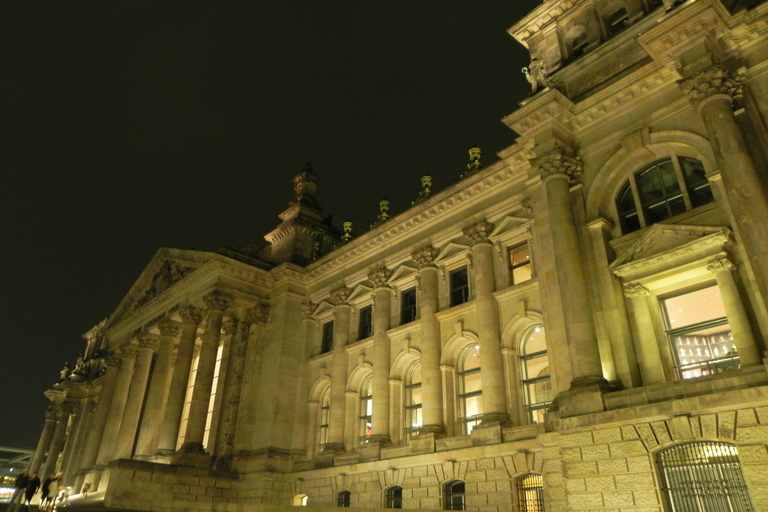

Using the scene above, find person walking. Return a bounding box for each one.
[40,473,59,512]
[8,468,29,512]
[23,472,41,511]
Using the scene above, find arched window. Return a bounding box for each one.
[319,387,330,448]
[616,157,714,234]
[608,7,629,35]
[658,442,756,511]
[386,486,403,509]
[517,473,545,512]
[405,362,422,435]
[293,494,309,506]
[360,376,372,440]
[337,490,351,508]
[572,32,589,58]
[520,326,552,423]
[444,481,466,510]
[458,345,483,434]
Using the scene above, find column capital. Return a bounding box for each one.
[222,318,237,335]
[253,302,271,324]
[368,267,393,289]
[158,318,181,337]
[411,245,440,269]
[104,353,122,368]
[137,334,160,351]
[463,220,495,245]
[678,64,741,107]
[708,257,736,273]
[330,285,352,306]
[61,402,79,415]
[531,146,583,185]
[45,408,60,421]
[119,342,139,359]
[624,283,651,298]
[203,290,234,311]
[179,305,204,326]
[301,301,317,319]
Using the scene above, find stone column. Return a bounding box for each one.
[30,408,58,473]
[76,353,120,490]
[113,334,157,459]
[60,399,88,483]
[412,246,445,435]
[134,320,180,458]
[369,267,393,445]
[41,405,72,480]
[707,258,761,367]
[156,305,203,455]
[463,221,510,425]
[323,285,352,453]
[95,344,137,466]
[624,284,666,385]
[180,290,232,453]
[532,147,605,389]
[680,65,768,308]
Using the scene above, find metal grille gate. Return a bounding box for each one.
[658,442,755,512]
[516,473,545,512]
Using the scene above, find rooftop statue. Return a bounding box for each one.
[522,58,549,94]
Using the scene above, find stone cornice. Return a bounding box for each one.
[507,0,580,49]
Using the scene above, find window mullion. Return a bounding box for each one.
[672,156,693,211]
[628,174,647,228]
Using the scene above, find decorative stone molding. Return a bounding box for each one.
[179,305,204,326]
[45,408,60,421]
[104,353,122,368]
[531,146,583,186]
[463,220,495,245]
[203,290,234,312]
[678,64,742,107]
[367,267,393,288]
[411,245,440,269]
[137,334,160,351]
[158,319,181,337]
[301,301,317,319]
[61,402,79,415]
[330,286,352,306]
[119,343,139,359]
[707,257,735,273]
[252,303,271,325]
[624,284,651,298]
[222,318,237,336]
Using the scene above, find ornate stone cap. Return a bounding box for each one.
[624,284,650,298]
[411,245,439,269]
[707,257,735,273]
[531,146,583,186]
[137,334,160,351]
[119,343,139,359]
[179,305,204,325]
[104,353,122,368]
[158,318,181,337]
[678,64,742,107]
[463,220,495,245]
[330,285,352,305]
[301,301,317,319]
[368,267,393,288]
[292,163,320,207]
[203,290,234,312]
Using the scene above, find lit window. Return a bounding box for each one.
[520,326,552,423]
[177,347,200,449]
[360,377,372,439]
[658,442,756,511]
[444,481,466,510]
[203,344,224,449]
[321,321,334,354]
[359,305,373,340]
[450,267,470,307]
[616,157,714,234]
[386,487,403,509]
[337,491,351,508]
[405,363,422,435]
[662,284,737,380]
[401,288,417,324]
[319,388,330,447]
[517,473,545,512]
[293,494,309,506]
[458,345,482,434]
[509,242,533,285]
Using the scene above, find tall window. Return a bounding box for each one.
[658,442,755,512]
[517,473,545,512]
[608,7,629,35]
[360,376,372,439]
[386,487,403,509]
[520,326,552,423]
[444,481,466,510]
[617,157,714,234]
[458,345,482,434]
[401,288,417,324]
[450,267,470,306]
[337,491,351,508]
[405,362,422,434]
[571,32,588,58]
[203,344,225,448]
[177,345,200,449]
[321,321,334,354]
[509,242,533,285]
[661,284,737,380]
[359,305,373,340]
[319,388,331,447]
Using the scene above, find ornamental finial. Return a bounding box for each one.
[342,221,354,242]
[292,162,320,207]
[377,199,391,222]
[419,175,433,198]
[465,146,482,176]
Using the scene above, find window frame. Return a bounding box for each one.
[321,321,334,354]
[450,266,470,307]
[401,287,418,325]
[458,344,482,434]
[337,490,351,508]
[358,305,373,340]
[359,375,373,441]
[319,387,331,448]
[443,481,466,511]
[520,325,552,424]
[516,473,545,512]
[509,241,533,286]
[386,486,403,509]
[404,362,423,436]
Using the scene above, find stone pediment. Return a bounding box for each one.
[434,242,471,263]
[489,215,532,238]
[388,263,418,283]
[107,248,215,327]
[610,224,731,273]
[347,283,373,303]
[313,300,336,317]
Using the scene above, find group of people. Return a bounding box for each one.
[8,468,63,512]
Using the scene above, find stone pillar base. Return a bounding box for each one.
[557,384,607,418]
[320,442,346,454]
[480,411,511,426]
[365,434,392,447]
[414,424,446,437]
[409,432,437,454]
[315,451,337,468]
[471,422,503,446]
[358,443,382,462]
[170,450,211,468]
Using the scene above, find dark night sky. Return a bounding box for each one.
[0,1,540,449]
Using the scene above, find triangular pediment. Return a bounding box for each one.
[389,263,418,283]
[435,242,471,263]
[313,300,336,317]
[610,224,731,271]
[489,215,531,238]
[107,248,216,327]
[348,283,373,302]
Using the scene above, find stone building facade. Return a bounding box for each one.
[31,0,768,511]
